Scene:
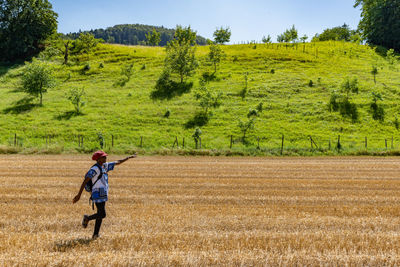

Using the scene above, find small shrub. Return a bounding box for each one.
[82,63,90,72]
[114,77,128,87]
[238,117,256,144]
[256,102,263,113]
[99,62,104,68]
[239,73,248,100]
[164,109,171,118]
[341,77,359,96]
[239,87,247,100]
[201,71,217,83]
[247,108,258,118]
[64,72,71,82]
[121,63,134,81]
[141,64,146,70]
[232,55,238,62]
[308,80,313,87]
[270,69,275,74]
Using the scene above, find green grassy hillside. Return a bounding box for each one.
[0,42,399,155]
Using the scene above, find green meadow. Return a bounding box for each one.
[0,41,399,155]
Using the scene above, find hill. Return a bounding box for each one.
[0,41,399,155]
[64,24,208,46]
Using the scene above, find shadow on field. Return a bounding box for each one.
[55,111,82,120]
[0,67,8,77]
[53,238,94,252]
[0,62,24,77]
[3,97,38,114]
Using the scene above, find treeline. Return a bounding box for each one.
[63,24,208,46]
[312,24,361,43]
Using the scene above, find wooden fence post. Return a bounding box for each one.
[182,137,185,148]
[385,139,388,150]
[140,136,143,148]
[257,137,260,150]
[365,137,367,150]
[14,133,17,147]
[230,135,233,149]
[392,136,394,149]
[329,139,331,150]
[112,135,114,147]
[281,135,284,155]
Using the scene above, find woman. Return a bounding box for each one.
[73,150,137,239]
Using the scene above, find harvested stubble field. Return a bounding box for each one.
[1,155,400,266]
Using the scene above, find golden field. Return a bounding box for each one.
[1,155,400,266]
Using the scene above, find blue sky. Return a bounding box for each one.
[51,0,361,43]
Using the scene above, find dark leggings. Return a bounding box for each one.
[88,201,106,236]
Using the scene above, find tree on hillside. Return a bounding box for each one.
[355,0,400,51]
[67,88,85,114]
[312,24,355,42]
[72,33,99,60]
[150,26,198,100]
[238,116,256,144]
[277,25,298,43]
[61,39,73,65]
[195,86,222,115]
[174,25,197,45]
[185,85,223,128]
[277,34,284,43]
[371,65,378,84]
[146,28,161,46]
[208,43,224,74]
[262,35,272,44]
[0,0,58,62]
[300,35,308,43]
[386,49,398,66]
[21,60,56,106]
[165,26,198,83]
[213,27,231,44]
[47,34,73,64]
